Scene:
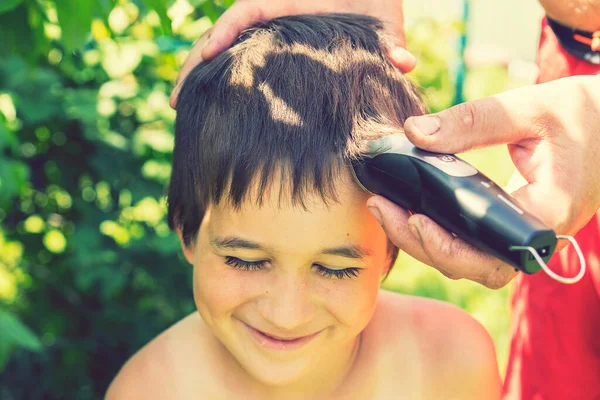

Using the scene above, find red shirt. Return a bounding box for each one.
[502,17,600,400]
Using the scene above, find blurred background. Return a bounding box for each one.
[0,0,544,398]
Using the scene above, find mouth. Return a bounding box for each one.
[241,321,321,350]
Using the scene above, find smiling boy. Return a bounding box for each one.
[106,14,501,400]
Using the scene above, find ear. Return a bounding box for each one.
[381,245,399,280]
[176,227,195,265]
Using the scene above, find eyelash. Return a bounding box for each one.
[224,257,362,279]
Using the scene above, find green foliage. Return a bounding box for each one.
[0,309,42,370]
[0,1,513,398]
[0,0,24,14]
[54,0,96,51]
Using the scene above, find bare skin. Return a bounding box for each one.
[107,173,500,399]
[169,0,600,289]
[106,290,501,400]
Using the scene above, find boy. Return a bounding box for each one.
[107,14,500,399]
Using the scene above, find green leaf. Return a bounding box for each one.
[100,268,126,299]
[94,0,117,28]
[140,0,172,35]
[190,0,221,23]
[0,309,42,370]
[0,5,35,59]
[63,88,98,123]
[8,65,63,123]
[0,0,23,14]
[53,0,95,52]
[0,336,11,371]
[0,122,18,153]
[0,158,30,207]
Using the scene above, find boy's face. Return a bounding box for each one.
[181,170,391,386]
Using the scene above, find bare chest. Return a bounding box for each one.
[170,339,431,400]
[168,365,428,400]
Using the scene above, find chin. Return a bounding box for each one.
[242,356,314,387]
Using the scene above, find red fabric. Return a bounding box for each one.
[502,18,600,400]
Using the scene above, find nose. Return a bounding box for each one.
[258,271,317,332]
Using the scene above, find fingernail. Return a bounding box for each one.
[410,116,440,136]
[390,46,416,63]
[169,83,181,108]
[368,206,383,226]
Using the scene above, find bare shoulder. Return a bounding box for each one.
[374,290,501,400]
[105,313,213,399]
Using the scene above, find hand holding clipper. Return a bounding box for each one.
[352,134,586,284]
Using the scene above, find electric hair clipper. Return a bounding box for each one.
[351,134,585,284]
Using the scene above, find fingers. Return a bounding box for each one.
[367,195,518,289]
[171,1,415,107]
[170,1,268,108]
[387,46,417,73]
[366,196,434,267]
[201,2,265,60]
[377,11,414,72]
[169,28,213,108]
[407,214,518,289]
[403,87,539,154]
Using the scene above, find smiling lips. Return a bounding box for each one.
[243,322,321,350]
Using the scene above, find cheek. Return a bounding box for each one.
[319,269,382,332]
[193,252,249,319]
[193,251,266,323]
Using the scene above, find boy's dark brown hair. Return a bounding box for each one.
[167,14,424,267]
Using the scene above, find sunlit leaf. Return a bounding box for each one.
[43,230,67,254]
[100,40,143,78]
[0,267,17,301]
[133,126,174,154]
[140,0,172,35]
[94,0,117,31]
[54,0,95,52]
[24,215,45,233]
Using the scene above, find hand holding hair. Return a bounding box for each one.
[170,0,415,108]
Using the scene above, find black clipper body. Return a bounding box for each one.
[351,134,557,274]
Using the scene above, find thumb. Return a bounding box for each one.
[403,88,540,154]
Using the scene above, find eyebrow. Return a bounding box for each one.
[322,245,370,259]
[210,236,371,259]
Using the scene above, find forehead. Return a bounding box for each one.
[218,163,366,212]
[203,169,375,251]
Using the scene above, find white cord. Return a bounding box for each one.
[509,235,586,284]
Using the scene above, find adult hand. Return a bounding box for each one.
[169,0,416,108]
[367,75,600,289]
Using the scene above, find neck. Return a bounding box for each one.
[221,333,364,400]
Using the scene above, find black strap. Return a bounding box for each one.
[546,16,600,64]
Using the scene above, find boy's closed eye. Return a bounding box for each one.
[210,235,368,280]
[223,256,363,279]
